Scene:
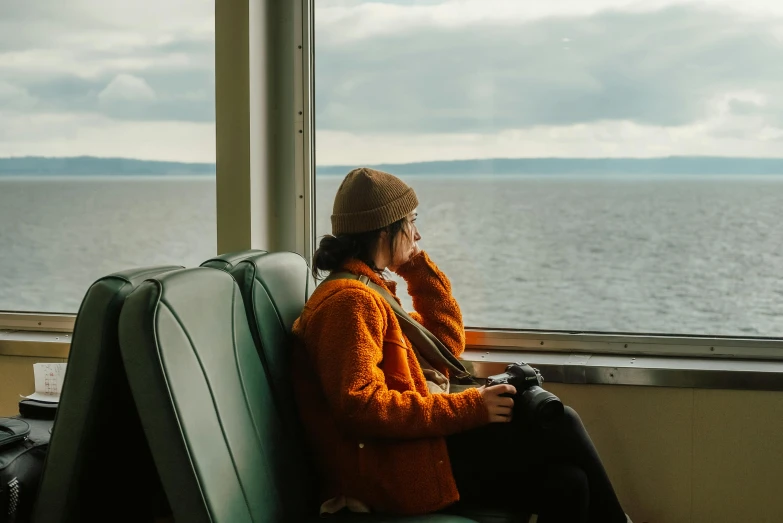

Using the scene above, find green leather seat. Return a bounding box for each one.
[119,268,314,522]
[33,266,179,523]
[226,252,314,433]
[200,250,311,437]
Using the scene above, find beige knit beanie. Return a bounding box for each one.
[331,167,419,235]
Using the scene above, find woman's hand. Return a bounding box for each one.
[389,242,421,273]
[478,384,516,423]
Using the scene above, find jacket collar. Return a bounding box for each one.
[339,258,398,296]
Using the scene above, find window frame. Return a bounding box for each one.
[465,329,783,360]
[3,0,783,364]
[0,0,315,330]
[0,312,74,333]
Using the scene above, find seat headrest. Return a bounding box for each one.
[200,249,267,271]
[229,252,313,332]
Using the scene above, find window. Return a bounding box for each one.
[314,0,783,337]
[0,1,216,313]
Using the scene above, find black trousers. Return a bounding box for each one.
[446,407,626,523]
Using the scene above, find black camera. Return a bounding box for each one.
[485,362,564,428]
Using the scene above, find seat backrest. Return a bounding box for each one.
[200,249,266,271]
[228,251,314,433]
[33,266,180,523]
[118,268,310,523]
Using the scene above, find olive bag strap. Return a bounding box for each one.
[325,272,478,386]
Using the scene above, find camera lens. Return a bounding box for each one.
[520,386,565,428]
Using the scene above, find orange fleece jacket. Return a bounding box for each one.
[291,251,489,515]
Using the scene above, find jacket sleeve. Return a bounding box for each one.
[395,251,466,358]
[304,286,487,439]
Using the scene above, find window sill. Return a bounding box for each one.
[462,349,783,392]
[0,312,75,333]
[465,329,783,360]
[0,330,71,359]
[2,329,783,391]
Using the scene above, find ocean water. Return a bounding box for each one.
[2,174,782,338]
[0,176,217,313]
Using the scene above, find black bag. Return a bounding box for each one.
[17,401,57,422]
[0,418,52,523]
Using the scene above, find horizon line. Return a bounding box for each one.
[6,154,783,166]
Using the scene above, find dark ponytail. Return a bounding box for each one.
[312,217,409,280]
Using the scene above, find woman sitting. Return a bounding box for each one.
[292,167,631,523]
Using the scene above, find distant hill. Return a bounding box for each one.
[3,155,783,176]
[317,157,783,175]
[0,156,215,175]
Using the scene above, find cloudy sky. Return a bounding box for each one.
[2,0,783,164]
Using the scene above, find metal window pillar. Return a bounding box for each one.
[215,0,313,258]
